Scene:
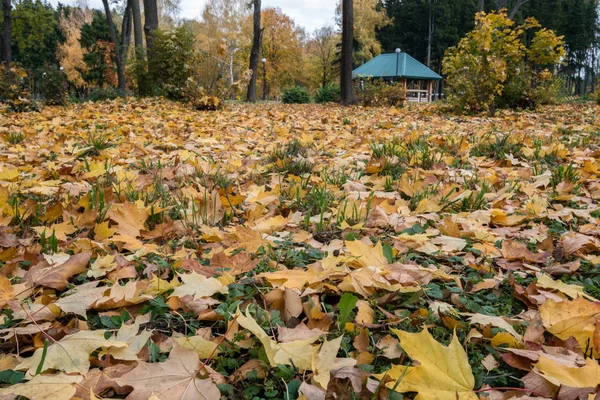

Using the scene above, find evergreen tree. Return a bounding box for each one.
[10,0,62,72]
[80,9,112,87]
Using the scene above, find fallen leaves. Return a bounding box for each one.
[170,272,229,299]
[0,373,82,400]
[1,100,600,399]
[376,327,477,400]
[16,330,128,376]
[539,297,600,357]
[115,344,221,400]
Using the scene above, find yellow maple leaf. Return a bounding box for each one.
[94,221,115,241]
[174,335,220,359]
[539,297,600,357]
[535,356,600,388]
[345,239,388,268]
[0,165,19,181]
[16,330,128,376]
[536,274,597,301]
[144,274,181,296]
[170,272,228,299]
[375,327,477,400]
[33,221,77,241]
[311,336,356,389]
[88,254,117,278]
[0,274,14,307]
[237,308,321,370]
[0,373,82,400]
[100,317,152,361]
[108,200,150,237]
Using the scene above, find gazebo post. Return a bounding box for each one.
[427,80,432,102]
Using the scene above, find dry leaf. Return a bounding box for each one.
[375,327,477,400]
[0,373,82,400]
[115,344,220,400]
[16,330,128,376]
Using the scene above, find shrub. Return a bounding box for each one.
[133,26,198,100]
[0,64,40,113]
[442,11,565,114]
[88,87,123,102]
[39,68,67,106]
[357,81,405,107]
[595,80,600,105]
[315,84,340,103]
[532,72,563,106]
[282,86,312,104]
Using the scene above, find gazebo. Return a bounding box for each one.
[352,50,442,102]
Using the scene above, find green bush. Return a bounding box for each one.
[315,84,340,103]
[133,26,198,100]
[69,87,124,103]
[88,87,124,102]
[39,68,67,106]
[282,86,312,104]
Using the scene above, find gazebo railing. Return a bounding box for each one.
[405,89,444,102]
[406,89,429,102]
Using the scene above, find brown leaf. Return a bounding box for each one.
[501,240,551,264]
[25,252,92,290]
[75,364,135,400]
[115,344,220,400]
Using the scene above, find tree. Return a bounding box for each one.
[10,0,62,73]
[259,7,305,98]
[443,11,565,114]
[495,0,529,19]
[57,6,91,88]
[131,0,143,60]
[340,0,353,105]
[246,0,261,102]
[121,1,133,65]
[80,9,113,87]
[346,0,390,64]
[310,26,338,88]
[1,0,10,64]
[194,0,249,96]
[377,0,480,73]
[101,0,126,92]
[143,0,159,73]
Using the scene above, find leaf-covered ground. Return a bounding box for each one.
[1,99,600,400]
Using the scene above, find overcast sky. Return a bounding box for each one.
[48,0,338,33]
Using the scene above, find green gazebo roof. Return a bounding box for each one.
[352,53,442,80]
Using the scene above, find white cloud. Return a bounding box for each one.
[48,0,338,33]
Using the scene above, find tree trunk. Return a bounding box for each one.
[340,0,354,105]
[121,1,132,65]
[143,0,159,74]
[131,0,144,60]
[426,0,433,68]
[1,0,10,64]
[246,0,261,103]
[508,0,528,19]
[496,0,529,19]
[101,0,126,93]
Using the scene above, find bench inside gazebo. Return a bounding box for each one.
[352,50,442,103]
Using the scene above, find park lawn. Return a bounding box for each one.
[0,99,600,399]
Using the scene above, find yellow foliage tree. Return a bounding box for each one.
[256,8,306,98]
[336,0,390,64]
[442,11,565,115]
[56,6,92,89]
[306,26,339,90]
